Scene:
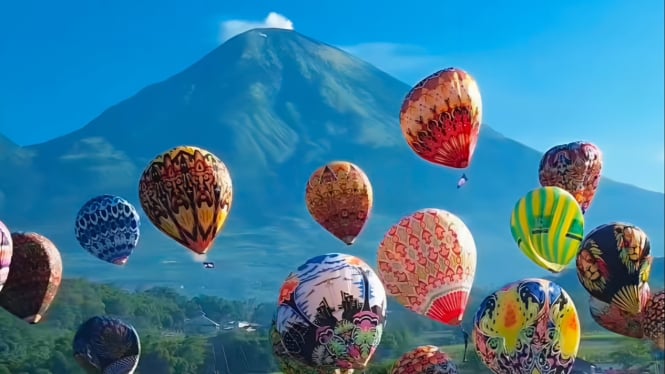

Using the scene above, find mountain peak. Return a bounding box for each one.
[60,27,410,166]
[185,27,399,94]
[201,27,360,71]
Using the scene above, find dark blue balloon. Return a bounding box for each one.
[73,316,141,373]
[75,195,140,265]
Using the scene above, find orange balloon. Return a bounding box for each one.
[391,345,458,374]
[0,232,63,324]
[400,68,482,169]
[305,161,373,245]
[377,209,477,326]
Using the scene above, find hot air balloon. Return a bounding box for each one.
[588,283,650,339]
[270,319,321,374]
[390,345,458,374]
[0,220,12,292]
[138,145,233,255]
[305,161,373,245]
[400,67,482,169]
[75,195,141,265]
[510,186,584,273]
[643,290,665,350]
[275,253,386,371]
[73,316,141,374]
[0,232,62,324]
[539,141,603,213]
[377,209,477,326]
[473,278,581,374]
[576,223,652,314]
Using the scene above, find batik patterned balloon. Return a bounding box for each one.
[642,290,665,350]
[0,220,12,293]
[539,141,603,213]
[0,232,62,324]
[391,345,458,374]
[400,68,483,169]
[276,253,387,370]
[588,282,650,339]
[305,161,373,245]
[270,319,321,374]
[138,145,232,255]
[73,316,141,374]
[75,195,140,265]
[473,278,580,374]
[377,209,477,326]
[576,223,652,314]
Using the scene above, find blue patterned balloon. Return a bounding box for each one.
[75,195,140,265]
[73,316,141,374]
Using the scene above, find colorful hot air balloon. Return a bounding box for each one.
[73,316,141,374]
[510,186,584,273]
[270,319,321,374]
[539,141,603,213]
[643,290,665,350]
[275,253,386,371]
[305,161,373,245]
[473,278,581,374]
[391,345,458,374]
[400,67,482,169]
[75,195,141,265]
[0,220,12,293]
[138,146,233,255]
[588,283,650,339]
[377,209,477,326]
[575,223,652,314]
[0,232,62,324]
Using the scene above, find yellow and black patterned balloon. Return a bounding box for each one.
[138,145,233,255]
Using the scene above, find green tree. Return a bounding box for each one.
[608,340,652,369]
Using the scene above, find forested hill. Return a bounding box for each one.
[0,278,656,373]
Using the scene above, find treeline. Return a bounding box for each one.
[0,278,639,373]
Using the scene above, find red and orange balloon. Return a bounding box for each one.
[400,68,482,169]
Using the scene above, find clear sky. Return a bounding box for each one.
[1,0,663,191]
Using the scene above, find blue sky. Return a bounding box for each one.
[1,0,663,191]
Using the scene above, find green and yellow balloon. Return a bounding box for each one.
[510,186,584,273]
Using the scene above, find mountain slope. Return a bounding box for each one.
[0,28,662,300]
